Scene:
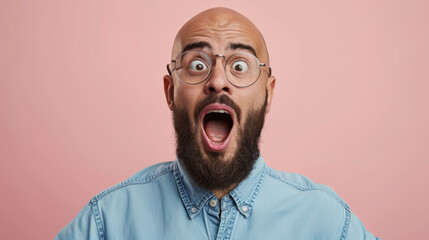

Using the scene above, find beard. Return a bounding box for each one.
[172,94,267,191]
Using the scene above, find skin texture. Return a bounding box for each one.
[164,7,276,199]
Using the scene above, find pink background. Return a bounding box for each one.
[1,0,428,239]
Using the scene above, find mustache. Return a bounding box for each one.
[194,94,242,123]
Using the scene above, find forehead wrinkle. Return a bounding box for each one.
[172,8,270,65]
[176,28,260,57]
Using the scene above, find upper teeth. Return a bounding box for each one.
[207,110,230,115]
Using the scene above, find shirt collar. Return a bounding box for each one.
[173,156,267,219]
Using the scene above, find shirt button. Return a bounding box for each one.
[209,199,217,207]
[191,207,197,213]
[241,205,248,213]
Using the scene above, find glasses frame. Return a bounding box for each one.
[167,50,272,88]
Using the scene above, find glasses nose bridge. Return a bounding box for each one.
[212,54,227,69]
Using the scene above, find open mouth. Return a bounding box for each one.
[200,104,235,151]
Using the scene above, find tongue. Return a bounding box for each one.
[205,120,230,143]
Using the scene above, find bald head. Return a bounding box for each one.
[171,7,270,65]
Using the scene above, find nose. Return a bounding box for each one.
[204,56,231,95]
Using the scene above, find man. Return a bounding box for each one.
[56,7,381,240]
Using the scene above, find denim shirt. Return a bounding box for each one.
[56,156,381,240]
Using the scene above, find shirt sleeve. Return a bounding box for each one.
[55,202,101,240]
[345,212,383,240]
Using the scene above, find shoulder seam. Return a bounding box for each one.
[91,163,174,201]
[339,207,351,240]
[90,200,104,240]
[266,168,315,190]
[266,167,352,239]
[265,168,350,211]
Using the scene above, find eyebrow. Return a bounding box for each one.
[180,41,258,58]
[227,43,258,58]
[182,41,212,53]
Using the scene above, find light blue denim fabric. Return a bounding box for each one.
[55,156,382,240]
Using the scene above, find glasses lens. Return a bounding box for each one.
[174,50,211,85]
[225,52,261,87]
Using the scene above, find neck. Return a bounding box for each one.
[212,183,238,199]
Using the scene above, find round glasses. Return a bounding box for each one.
[167,50,270,88]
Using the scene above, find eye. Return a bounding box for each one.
[189,60,208,71]
[231,60,249,73]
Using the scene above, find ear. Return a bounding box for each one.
[265,75,276,114]
[163,75,174,111]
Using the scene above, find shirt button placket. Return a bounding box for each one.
[209,199,217,208]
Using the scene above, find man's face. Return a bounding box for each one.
[164,8,275,190]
